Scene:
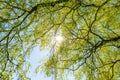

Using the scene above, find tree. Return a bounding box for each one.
[0,0,120,80]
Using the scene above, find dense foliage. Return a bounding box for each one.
[0,0,120,80]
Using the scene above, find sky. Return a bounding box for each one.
[26,35,76,80]
[27,46,52,80]
[26,46,76,80]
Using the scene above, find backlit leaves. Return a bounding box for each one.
[0,0,120,80]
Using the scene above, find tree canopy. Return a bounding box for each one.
[0,0,120,80]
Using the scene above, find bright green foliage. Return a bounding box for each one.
[0,0,120,80]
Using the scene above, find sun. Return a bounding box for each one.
[55,35,63,43]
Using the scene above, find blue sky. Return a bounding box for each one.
[26,46,76,80]
[27,46,52,80]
